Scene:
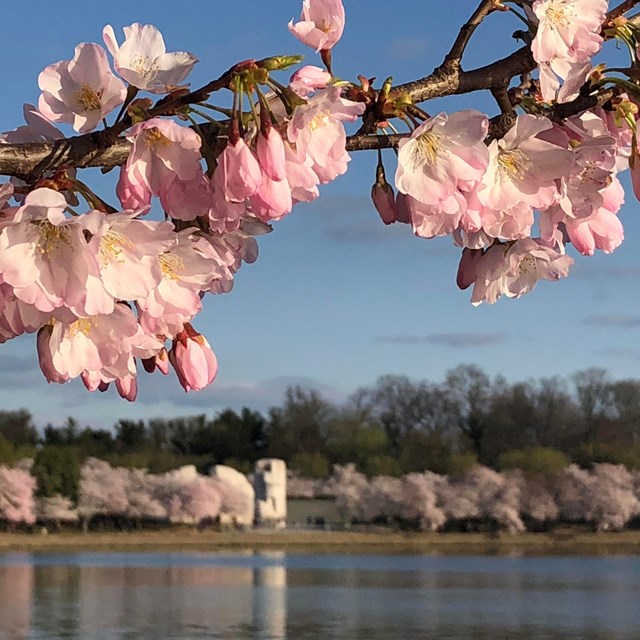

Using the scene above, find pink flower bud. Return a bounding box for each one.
[256,129,287,182]
[218,139,262,203]
[82,370,102,392]
[631,152,640,203]
[169,324,218,392]
[116,375,138,402]
[371,182,397,225]
[142,348,170,375]
[457,248,483,290]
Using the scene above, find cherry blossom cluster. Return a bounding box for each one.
[0,1,361,399]
[0,0,639,400]
[372,0,640,305]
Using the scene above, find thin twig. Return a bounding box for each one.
[606,0,640,24]
[441,0,502,70]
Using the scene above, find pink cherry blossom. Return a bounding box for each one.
[0,188,101,315]
[289,0,346,52]
[159,174,212,222]
[0,283,49,344]
[137,232,220,338]
[395,110,489,208]
[249,175,293,222]
[90,211,176,303]
[118,118,208,218]
[284,142,320,203]
[565,177,625,255]
[115,375,138,402]
[469,238,565,301]
[289,65,332,97]
[288,87,365,184]
[103,23,198,94]
[470,238,574,305]
[529,0,607,102]
[478,114,573,211]
[208,171,245,234]
[456,248,484,290]
[38,304,155,382]
[530,0,607,64]
[408,192,466,238]
[539,59,593,104]
[38,43,126,133]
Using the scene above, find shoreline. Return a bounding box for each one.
[1,529,640,555]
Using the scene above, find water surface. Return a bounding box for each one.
[1,551,639,639]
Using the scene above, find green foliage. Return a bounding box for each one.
[446,452,478,477]
[398,431,455,475]
[32,446,81,500]
[362,455,402,477]
[290,451,330,478]
[577,442,640,470]
[0,410,38,446]
[326,416,390,469]
[499,447,569,475]
[0,435,36,466]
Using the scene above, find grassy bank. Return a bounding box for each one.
[1,529,640,555]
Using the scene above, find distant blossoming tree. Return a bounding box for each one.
[0,465,36,525]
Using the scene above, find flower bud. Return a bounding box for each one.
[457,248,483,290]
[116,375,138,402]
[371,182,397,225]
[371,161,397,225]
[260,55,305,71]
[169,324,218,392]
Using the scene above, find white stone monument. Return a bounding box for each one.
[253,459,287,527]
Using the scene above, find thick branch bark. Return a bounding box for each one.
[0,1,636,179]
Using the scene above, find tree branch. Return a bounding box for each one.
[441,0,502,71]
[0,3,635,180]
[606,0,640,23]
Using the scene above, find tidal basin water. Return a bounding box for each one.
[1,551,640,639]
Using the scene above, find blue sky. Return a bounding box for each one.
[0,1,639,427]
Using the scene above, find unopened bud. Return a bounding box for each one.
[456,248,483,290]
[127,98,153,124]
[371,161,397,225]
[260,55,305,71]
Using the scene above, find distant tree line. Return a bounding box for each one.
[2,365,640,503]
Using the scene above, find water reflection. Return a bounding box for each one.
[0,552,639,639]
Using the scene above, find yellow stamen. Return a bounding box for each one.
[497,149,530,181]
[75,85,102,111]
[69,318,94,337]
[99,230,134,265]
[409,130,442,169]
[518,254,537,276]
[36,220,71,255]
[145,127,170,147]
[158,253,184,280]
